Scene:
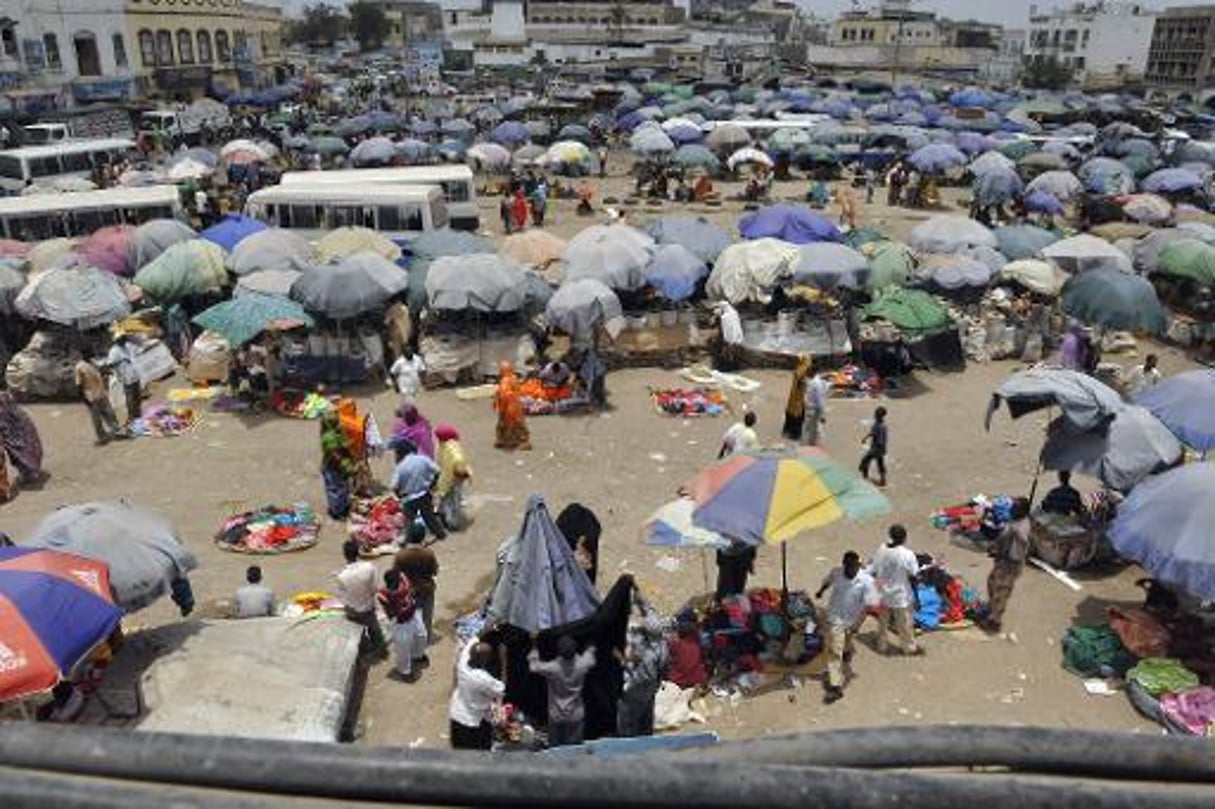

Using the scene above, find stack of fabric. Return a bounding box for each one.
[650,386,726,417]
[129,403,201,438]
[215,503,321,554]
[930,494,1015,537]
[270,389,333,419]
[823,364,886,399]
[348,494,407,555]
[518,378,590,415]
[913,563,987,629]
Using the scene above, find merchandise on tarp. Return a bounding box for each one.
[215,503,321,554]
[650,386,725,417]
[347,495,406,556]
[186,331,232,383]
[129,403,201,438]
[269,389,333,420]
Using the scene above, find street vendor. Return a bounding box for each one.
[1040,471,1083,518]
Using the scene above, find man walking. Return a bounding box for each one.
[105,334,143,426]
[815,551,877,704]
[871,524,923,656]
[719,411,759,458]
[803,372,831,446]
[395,523,439,640]
[391,442,448,541]
[74,358,122,444]
[982,497,1032,633]
[528,634,597,747]
[859,406,889,487]
[335,539,387,658]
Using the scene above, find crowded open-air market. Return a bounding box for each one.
[2,7,1215,799]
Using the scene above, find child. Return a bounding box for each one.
[859,406,888,487]
[379,569,428,681]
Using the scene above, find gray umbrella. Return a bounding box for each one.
[129,219,197,269]
[227,229,315,276]
[986,368,1124,433]
[545,278,624,340]
[0,258,25,315]
[425,253,528,312]
[290,252,409,319]
[234,267,303,298]
[22,501,197,611]
[909,215,996,253]
[14,265,130,328]
[1041,404,1183,492]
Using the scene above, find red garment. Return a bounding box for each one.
[512,192,528,229]
[942,579,965,624]
[667,634,707,688]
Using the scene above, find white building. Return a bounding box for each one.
[981,27,1025,84]
[1024,2,1157,87]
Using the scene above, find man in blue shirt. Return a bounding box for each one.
[391,442,447,541]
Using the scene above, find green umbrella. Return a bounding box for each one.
[1062,266,1167,333]
[843,227,885,250]
[1157,238,1215,286]
[864,242,916,290]
[998,140,1037,161]
[863,288,949,334]
[133,240,227,303]
[1119,154,1156,179]
[308,135,349,156]
[192,292,314,346]
[795,143,839,165]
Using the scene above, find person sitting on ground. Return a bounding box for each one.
[1040,470,1083,517]
[234,565,275,618]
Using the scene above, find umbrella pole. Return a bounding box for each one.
[701,548,709,595]
[781,543,789,617]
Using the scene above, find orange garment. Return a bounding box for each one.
[494,362,530,449]
[518,378,572,402]
[337,398,367,459]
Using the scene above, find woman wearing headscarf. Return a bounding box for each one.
[0,391,44,500]
[512,188,529,231]
[493,361,531,450]
[319,410,356,519]
[434,424,472,531]
[337,398,375,494]
[392,403,435,459]
[782,355,811,441]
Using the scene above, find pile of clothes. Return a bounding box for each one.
[912,560,988,629]
[129,403,200,438]
[281,590,343,617]
[823,364,886,399]
[650,386,726,417]
[215,503,321,554]
[348,494,407,555]
[269,389,332,419]
[930,494,1016,539]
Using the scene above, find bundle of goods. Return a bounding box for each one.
[824,364,886,399]
[269,389,332,419]
[930,494,1015,542]
[518,377,591,415]
[912,561,988,630]
[129,403,200,438]
[651,386,726,417]
[348,494,407,556]
[166,386,223,403]
[215,503,321,554]
[281,590,344,618]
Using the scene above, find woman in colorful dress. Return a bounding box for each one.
[493,362,531,451]
[0,391,45,501]
[434,424,472,531]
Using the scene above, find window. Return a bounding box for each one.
[216,30,230,61]
[112,33,127,68]
[2,27,17,59]
[287,204,318,229]
[73,33,101,76]
[197,31,211,63]
[377,205,402,230]
[61,151,92,172]
[30,155,63,177]
[156,30,174,66]
[0,156,24,180]
[442,180,470,203]
[139,29,155,66]
[234,30,248,60]
[177,29,194,64]
[43,33,61,70]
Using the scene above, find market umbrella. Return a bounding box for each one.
[1023,189,1065,215]
[351,136,399,167]
[909,215,996,253]
[908,143,966,173]
[767,127,812,155]
[739,205,841,245]
[707,238,799,304]
[862,241,915,290]
[564,225,654,291]
[1026,170,1082,201]
[307,135,350,156]
[199,215,267,253]
[1132,228,1190,273]
[726,147,773,171]
[557,124,593,144]
[27,239,77,276]
[467,142,511,171]
[441,118,475,137]
[706,123,751,152]
[425,253,528,312]
[643,244,708,301]
[543,140,593,171]
[128,219,197,269]
[167,157,213,182]
[1061,266,1166,334]
[1134,370,1215,452]
[644,216,731,265]
[792,242,868,289]
[0,547,124,703]
[1079,157,1135,195]
[1121,193,1173,226]
[192,292,314,346]
[1042,234,1133,273]
[970,150,1016,177]
[1041,404,1183,492]
[133,240,228,303]
[644,498,729,549]
[985,368,1123,433]
[23,502,197,612]
[629,126,675,155]
[490,120,531,147]
[226,229,315,276]
[1141,167,1204,195]
[315,227,402,262]
[915,253,994,290]
[672,144,720,174]
[512,143,545,168]
[1000,259,1064,296]
[500,230,568,269]
[234,267,302,298]
[77,226,135,277]
[994,225,1059,260]
[1107,463,1215,599]
[972,167,1024,208]
[14,265,130,328]
[1155,238,1215,286]
[290,252,409,319]
[1018,151,1070,175]
[545,278,624,340]
[863,287,949,335]
[409,228,493,261]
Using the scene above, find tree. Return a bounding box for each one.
[287,2,345,48]
[1022,56,1073,91]
[349,2,388,52]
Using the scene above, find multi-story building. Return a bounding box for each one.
[1024,2,1156,88]
[829,0,942,48]
[982,27,1026,84]
[1145,4,1215,91]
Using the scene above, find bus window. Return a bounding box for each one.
[0,156,24,180]
[62,152,92,173]
[403,204,423,232]
[73,207,120,234]
[377,205,402,230]
[288,204,319,229]
[30,156,62,178]
[430,199,448,229]
[11,214,57,241]
[442,181,470,203]
[330,205,364,228]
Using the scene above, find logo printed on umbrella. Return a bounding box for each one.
[70,568,103,595]
[0,641,28,673]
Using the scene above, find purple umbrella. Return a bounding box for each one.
[909,143,967,173]
[1141,167,1204,195]
[490,120,531,147]
[739,204,841,245]
[1024,189,1065,215]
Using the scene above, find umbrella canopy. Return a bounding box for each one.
[27,238,77,275]
[543,140,592,168]
[970,150,1016,177]
[1026,170,1082,201]
[671,144,720,174]
[1079,157,1135,195]
[863,287,949,334]
[315,227,402,262]
[1041,404,1183,492]
[490,120,531,147]
[739,205,841,245]
[916,253,995,290]
[23,502,197,612]
[1135,370,1215,451]
[1042,233,1133,273]
[350,136,398,167]
[512,143,545,168]
[909,215,996,253]
[1141,167,1204,195]
[192,293,314,346]
[545,278,624,340]
[1000,259,1064,296]
[707,238,799,304]
[1121,193,1173,226]
[226,229,315,276]
[630,126,675,155]
[1107,463,1215,598]
[564,225,654,291]
[556,124,593,144]
[908,143,967,173]
[644,216,731,264]
[862,241,915,290]
[643,243,708,301]
[706,124,752,152]
[1156,238,1215,286]
[1061,265,1166,333]
[234,267,303,298]
[1132,228,1190,273]
[0,547,124,703]
[679,446,890,546]
[128,219,196,269]
[986,368,1123,433]
[290,252,409,318]
[133,240,228,303]
[199,215,268,253]
[1024,189,1066,215]
[500,230,568,268]
[994,224,1059,260]
[307,135,350,156]
[425,253,528,312]
[467,142,511,170]
[645,498,729,549]
[1018,151,1070,174]
[15,265,130,328]
[972,168,1024,207]
[792,242,868,288]
[409,228,493,261]
[727,147,773,171]
[78,226,134,277]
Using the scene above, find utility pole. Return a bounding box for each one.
[891,1,907,88]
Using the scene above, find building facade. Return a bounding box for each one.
[1024,2,1156,88]
[1145,4,1215,91]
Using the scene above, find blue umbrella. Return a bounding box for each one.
[1079,157,1135,195]
[950,88,993,108]
[793,242,869,288]
[198,215,267,253]
[490,120,531,147]
[994,225,1059,259]
[644,244,708,301]
[739,205,841,245]
[917,254,995,290]
[397,138,434,162]
[972,169,1025,208]
[350,136,398,167]
[1107,463,1215,598]
[644,216,731,264]
[409,119,438,136]
[1024,189,1065,215]
[441,118,476,137]
[1141,167,1204,194]
[557,124,593,144]
[1135,370,1215,452]
[1061,265,1167,334]
[908,143,967,173]
[954,131,991,155]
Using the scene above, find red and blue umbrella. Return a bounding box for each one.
[0,547,123,702]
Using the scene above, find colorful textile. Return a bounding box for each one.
[129,403,200,438]
[1160,687,1215,736]
[1127,658,1201,697]
[1061,625,1136,678]
[913,584,941,630]
[651,387,725,417]
[0,391,43,478]
[824,364,885,399]
[1107,606,1171,660]
[271,389,333,419]
[391,405,435,459]
[348,495,407,555]
[215,503,321,554]
[494,362,531,449]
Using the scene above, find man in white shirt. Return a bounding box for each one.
[335,539,386,658]
[815,550,878,704]
[1124,353,1161,398]
[803,374,831,446]
[714,302,744,371]
[105,334,143,426]
[719,411,760,459]
[870,524,923,656]
[449,640,506,750]
[234,565,275,618]
[389,346,426,401]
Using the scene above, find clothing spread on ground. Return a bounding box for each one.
[348,494,407,556]
[269,389,333,419]
[822,364,887,399]
[650,386,725,417]
[517,377,591,415]
[128,403,201,438]
[215,503,321,554]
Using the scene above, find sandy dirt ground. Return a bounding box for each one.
[2,167,1198,747]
